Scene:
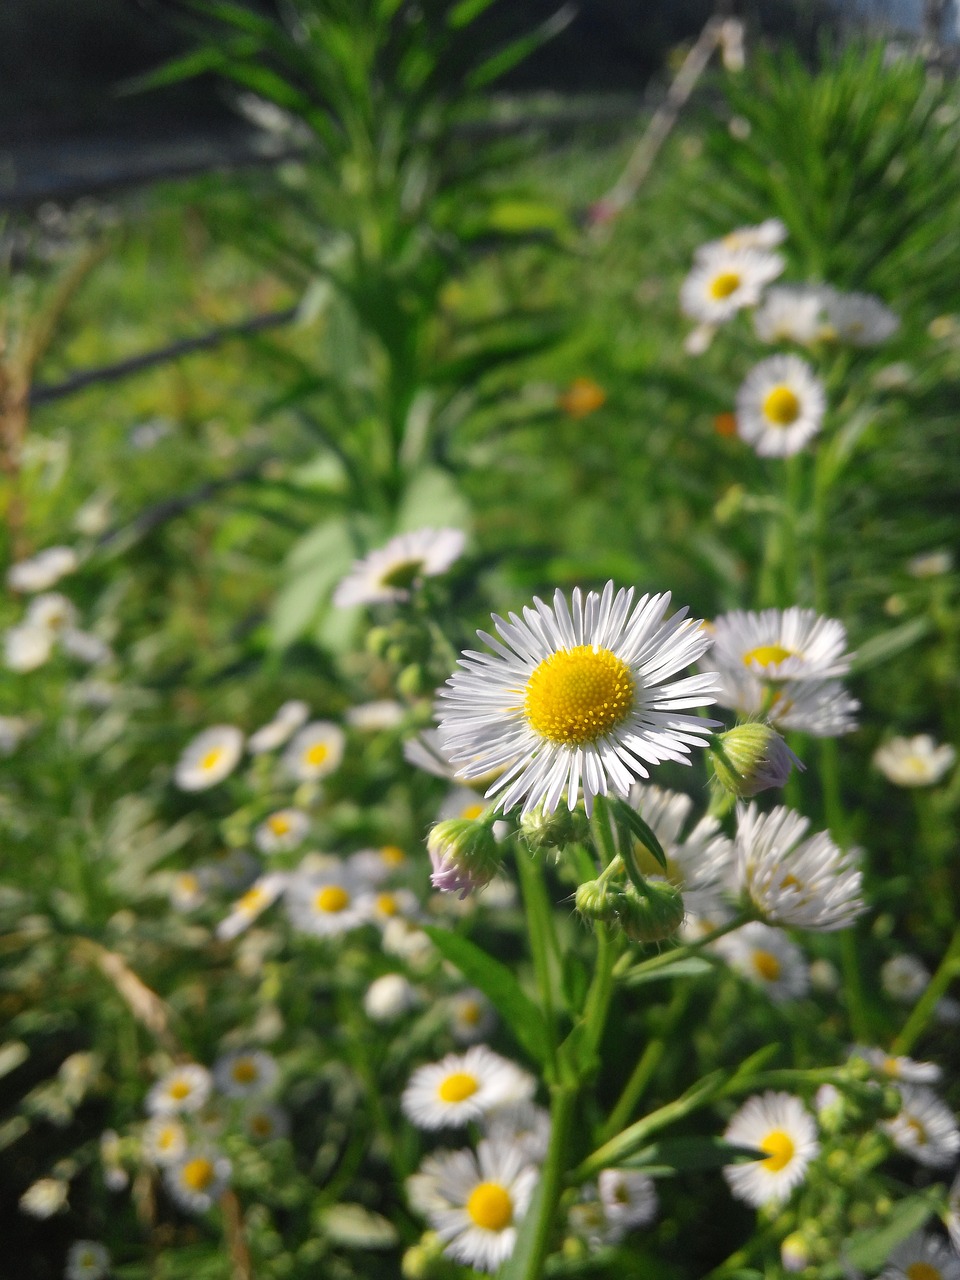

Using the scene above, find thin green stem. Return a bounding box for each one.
[515,849,559,1075]
[892,924,960,1056]
[613,912,749,983]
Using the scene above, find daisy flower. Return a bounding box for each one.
[213,1049,278,1098]
[482,1102,551,1163]
[907,549,952,578]
[146,1064,212,1116]
[598,1168,659,1237]
[681,247,785,324]
[363,973,420,1022]
[169,871,207,912]
[873,735,956,787]
[436,582,719,818]
[285,862,372,937]
[627,783,735,917]
[164,1148,232,1213]
[357,886,420,928]
[881,954,930,1003]
[848,1046,941,1085]
[711,607,853,683]
[65,1241,110,1280]
[735,355,826,457]
[881,1230,960,1280]
[818,287,900,347]
[716,922,810,1003]
[407,1138,538,1272]
[753,285,826,345]
[174,726,244,792]
[254,808,310,854]
[733,803,865,931]
[695,218,788,259]
[7,545,77,593]
[143,1116,188,1166]
[382,917,434,967]
[4,624,54,672]
[216,873,287,941]
[25,592,77,633]
[344,699,405,731]
[281,720,345,782]
[881,1084,960,1169]
[247,700,310,754]
[19,1178,68,1218]
[333,527,467,607]
[723,1091,820,1207]
[401,1046,535,1130]
[348,843,409,884]
[448,989,497,1044]
[242,1102,290,1143]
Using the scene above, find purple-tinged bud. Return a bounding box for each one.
[709,722,802,798]
[427,816,501,899]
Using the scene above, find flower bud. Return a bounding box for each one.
[520,803,589,852]
[427,815,502,899]
[574,878,620,923]
[780,1232,810,1273]
[709,722,801,798]
[615,878,684,943]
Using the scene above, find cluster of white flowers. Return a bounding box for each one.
[4,589,112,674]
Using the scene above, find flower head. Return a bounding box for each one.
[881,1230,960,1280]
[247,700,309,754]
[716,922,810,1003]
[174,726,244,792]
[735,355,826,457]
[681,247,785,324]
[407,1138,538,1272]
[143,1116,188,1166]
[216,873,287,941]
[723,1092,820,1207]
[213,1049,278,1098]
[881,1084,960,1169]
[627,783,734,917]
[285,863,371,937]
[364,972,420,1022]
[401,1046,535,1131]
[281,721,345,782]
[873,735,956,787]
[164,1148,232,1213]
[146,1064,212,1116]
[333,527,466,607]
[7,545,77,593]
[709,722,801,798]
[65,1241,111,1280]
[437,582,718,818]
[254,808,310,854]
[428,815,503,898]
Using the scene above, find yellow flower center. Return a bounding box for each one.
[379,558,425,590]
[905,1117,928,1146]
[437,1071,479,1103]
[181,1157,215,1192]
[304,742,329,767]
[176,874,199,893]
[315,886,350,914]
[881,1056,901,1077]
[461,802,485,821]
[559,377,606,419]
[459,1000,482,1025]
[762,386,801,426]
[249,1113,274,1138]
[906,1264,942,1280]
[376,893,399,916]
[238,887,267,913]
[157,1126,179,1150]
[381,844,406,865]
[200,747,224,772]
[709,271,742,300]
[231,1059,259,1084]
[752,949,782,982]
[742,643,793,669]
[168,1079,192,1101]
[759,1128,796,1172]
[466,1181,513,1231]
[524,645,635,746]
[268,814,292,835]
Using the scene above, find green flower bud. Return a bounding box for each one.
[396,663,431,699]
[615,878,684,943]
[709,722,801,798]
[366,626,393,658]
[520,803,589,852]
[427,815,502,898]
[574,877,621,923]
[780,1232,810,1273]
[401,1232,445,1279]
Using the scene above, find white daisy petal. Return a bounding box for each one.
[723,1091,819,1208]
[735,355,826,458]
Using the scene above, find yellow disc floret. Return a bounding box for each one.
[466,1181,514,1231]
[709,271,742,300]
[315,886,350,914]
[752,950,782,982]
[759,1129,796,1172]
[231,1059,258,1084]
[181,1157,215,1192]
[200,747,224,772]
[437,1071,479,1103]
[168,1079,192,1101]
[524,645,635,746]
[762,386,801,426]
[742,643,793,669]
[906,1263,942,1280]
[304,742,329,768]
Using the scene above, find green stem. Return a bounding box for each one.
[613,912,749,983]
[591,795,619,868]
[892,924,960,1056]
[515,848,559,1076]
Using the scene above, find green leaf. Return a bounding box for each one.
[447,0,500,29]
[270,518,363,649]
[624,1137,765,1175]
[396,467,471,533]
[467,4,576,90]
[421,926,550,1067]
[850,616,931,674]
[622,957,714,987]
[843,1194,938,1271]
[608,798,668,873]
[497,1168,549,1280]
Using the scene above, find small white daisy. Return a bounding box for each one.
[881,1230,960,1280]
[881,1084,960,1169]
[681,247,785,324]
[733,803,865,932]
[712,672,859,738]
[333,527,467,607]
[723,1091,820,1207]
[348,843,409,884]
[216,873,287,941]
[356,886,420,928]
[213,1049,278,1098]
[65,1241,110,1280]
[598,1168,659,1238]
[448,989,498,1044]
[142,1116,188,1166]
[25,592,77,633]
[146,1064,212,1116]
[285,864,371,937]
[61,629,112,665]
[344,699,405,730]
[753,285,826,345]
[164,1148,232,1213]
[628,783,735,917]
[407,1138,538,1273]
[695,218,788,259]
[716,922,810,1003]
[247,699,310,754]
[482,1101,551,1162]
[7,545,77,593]
[281,721,345,782]
[242,1102,290,1143]
[437,582,719,819]
[735,355,826,457]
[873,736,956,787]
[174,726,244,792]
[381,917,435,967]
[818,287,900,347]
[711,607,853,684]
[254,808,311,854]
[401,1046,535,1130]
[907,550,953,579]
[19,1177,68,1218]
[848,1046,941,1085]
[363,972,420,1022]
[4,624,54,672]
[881,954,931,1003]
[169,871,207,913]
